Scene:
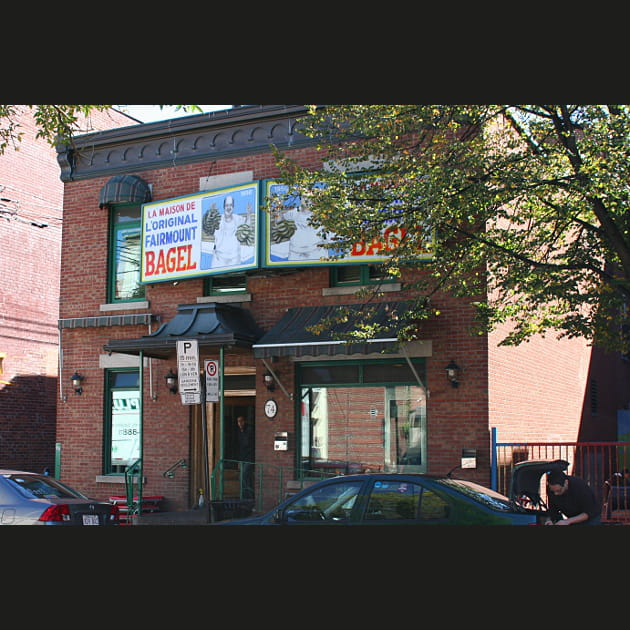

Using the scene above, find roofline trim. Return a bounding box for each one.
[57,105,316,182]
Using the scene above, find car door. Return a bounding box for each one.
[280,478,367,524]
[0,475,43,525]
[360,477,452,525]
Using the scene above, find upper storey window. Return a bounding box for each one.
[109,203,145,302]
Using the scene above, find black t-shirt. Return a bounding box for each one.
[548,476,599,522]
[237,425,254,461]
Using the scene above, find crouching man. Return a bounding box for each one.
[544,470,601,525]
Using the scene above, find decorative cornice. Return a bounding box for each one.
[57,105,315,182]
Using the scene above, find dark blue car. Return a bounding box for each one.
[213,472,547,525]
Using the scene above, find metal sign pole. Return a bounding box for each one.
[138,350,144,517]
[203,358,219,501]
[200,375,210,502]
[219,346,224,500]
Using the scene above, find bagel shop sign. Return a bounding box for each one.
[141,180,434,284]
[141,182,260,283]
[261,181,434,269]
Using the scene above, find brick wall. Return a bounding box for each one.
[57,143,496,505]
[57,131,629,508]
[488,323,591,443]
[0,106,133,471]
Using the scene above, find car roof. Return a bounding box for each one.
[317,472,451,483]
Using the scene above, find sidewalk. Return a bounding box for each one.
[132,508,211,525]
[130,498,255,525]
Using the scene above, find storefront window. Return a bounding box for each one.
[299,360,427,476]
[104,370,140,474]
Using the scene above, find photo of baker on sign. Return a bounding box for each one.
[200,186,257,271]
[267,183,327,264]
[141,183,259,284]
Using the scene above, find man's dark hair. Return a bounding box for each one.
[547,470,567,485]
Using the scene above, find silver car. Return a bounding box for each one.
[0,470,119,525]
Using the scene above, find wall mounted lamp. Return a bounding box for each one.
[71,371,84,395]
[165,369,178,394]
[446,360,460,388]
[263,371,275,392]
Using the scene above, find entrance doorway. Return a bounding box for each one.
[190,366,256,505]
[190,397,255,503]
[219,400,255,465]
[216,399,255,498]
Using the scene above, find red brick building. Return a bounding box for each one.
[0,106,133,472]
[55,105,630,513]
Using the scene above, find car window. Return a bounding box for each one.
[365,480,422,521]
[283,480,364,522]
[419,489,450,520]
[364,480,450,522]
[4,475,82,500]
[437,479,513,512]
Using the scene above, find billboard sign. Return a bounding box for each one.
[262,181,433,268]
[141,182,259,283]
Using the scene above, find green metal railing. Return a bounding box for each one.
[210,459,339,513]
[125,458,143,516]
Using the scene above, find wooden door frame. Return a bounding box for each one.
[190,365,256,505]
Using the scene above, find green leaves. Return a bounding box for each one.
[279,105,630,353]
[0,105,114,153]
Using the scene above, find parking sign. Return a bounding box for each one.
[176,340,201,405]
[205,359,219,402]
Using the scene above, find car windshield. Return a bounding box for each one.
[437,478,513,512]
[3,474,84,500]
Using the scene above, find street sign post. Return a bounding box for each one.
[176,340,201,405]
[204,359,219,402]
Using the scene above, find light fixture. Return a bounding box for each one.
[446,360,459,388]
[263,371,275,391]
[165,369,178,394]
[71,371,84,395]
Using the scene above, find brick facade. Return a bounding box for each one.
[55,106,630,511]
[0,106,134,471]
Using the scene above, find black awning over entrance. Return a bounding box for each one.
[103,303,263,360]
[252,302,406,359]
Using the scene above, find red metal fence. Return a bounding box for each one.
[492,436,630,524]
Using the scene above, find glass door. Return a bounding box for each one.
[384,385,427,473]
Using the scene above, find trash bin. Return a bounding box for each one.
[210,499,254,522]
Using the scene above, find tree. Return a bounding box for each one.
[273,105,630,353]
[0,105,201,153]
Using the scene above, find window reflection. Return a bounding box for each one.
[385,388,427,472]
[284,480,364,522]
[300,384,427,475]
[111,205,144,302]
[365,480,422,520]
